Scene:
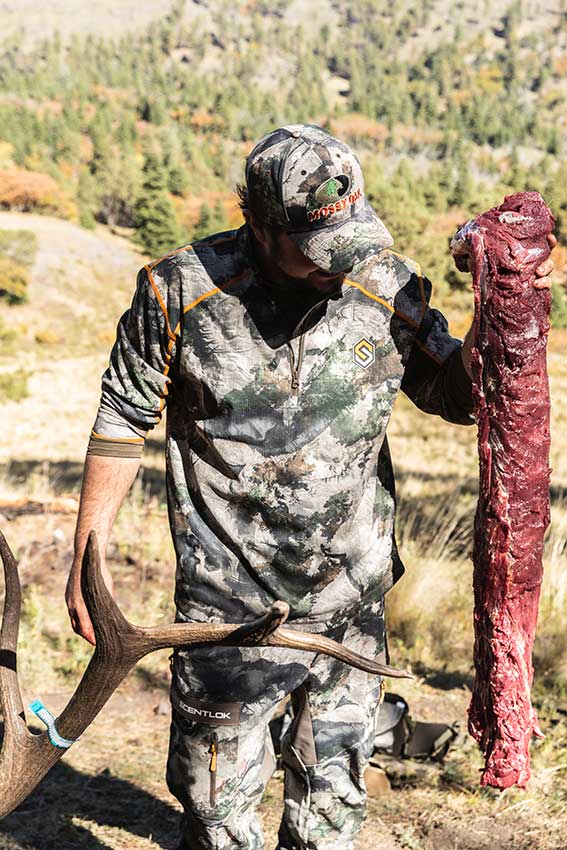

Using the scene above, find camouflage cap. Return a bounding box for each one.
[245,124,393,273]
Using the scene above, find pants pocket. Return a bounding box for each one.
[167,714,240,818]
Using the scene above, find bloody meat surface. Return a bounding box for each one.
[451,192,555,789]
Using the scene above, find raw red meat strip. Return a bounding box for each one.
[451,192,555,789]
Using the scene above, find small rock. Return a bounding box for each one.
[53,528,66,544]
[364,764,391,796]
[154,700,170,716]
[106,542,120,560]
[370,753,441,787]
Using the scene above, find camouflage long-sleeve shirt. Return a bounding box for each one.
[91,225,473,629]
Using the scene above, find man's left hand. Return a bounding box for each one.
[533,233,557,290]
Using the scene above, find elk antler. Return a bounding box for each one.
[0,529,412,818]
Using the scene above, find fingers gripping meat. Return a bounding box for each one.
[451,192,555,789]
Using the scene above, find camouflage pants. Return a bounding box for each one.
[166,598,385,850]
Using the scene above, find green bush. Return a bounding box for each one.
[0,229,37,304]
[79,207,97,230]
[133,150,184,257]
[0,256,29,304]
[0,368,29,401]
[0,314,17,355]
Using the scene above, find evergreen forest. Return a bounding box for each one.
[0,0,565,305]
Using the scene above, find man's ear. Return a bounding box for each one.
[244,210,271,252]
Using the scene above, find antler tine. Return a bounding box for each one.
[55,531,147,741]
[81,530,137,654]
[0,531,36,821]
[264,628,412,678]
[0,530,28,737]
[45,531,410,684]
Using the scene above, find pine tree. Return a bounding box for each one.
[212,198,228,232]
[134,149,184,257]
[450,144,474,207]
[192,202,214,240]
[77,168,98,229]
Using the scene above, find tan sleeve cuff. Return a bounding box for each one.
[87,431,144,459]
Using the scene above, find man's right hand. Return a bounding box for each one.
[65,559,115,646]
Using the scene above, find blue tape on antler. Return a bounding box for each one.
[29,699,77,749]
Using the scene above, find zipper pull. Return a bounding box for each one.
[209,733,218,772]
[208,732,218,806]
[287,342,300,392]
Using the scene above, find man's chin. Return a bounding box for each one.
[307,272,347,292]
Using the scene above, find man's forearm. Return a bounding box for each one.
[67,453,141,643]
[72,454,141,570]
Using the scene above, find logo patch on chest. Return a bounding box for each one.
[352,337,375,369]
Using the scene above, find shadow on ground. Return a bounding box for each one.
[3,457,567,506]
[410,661,474,691]
[0,733,180,850]
[0,457,167,502]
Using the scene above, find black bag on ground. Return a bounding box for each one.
[373,692,458,762]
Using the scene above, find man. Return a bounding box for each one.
[66,124,555,850]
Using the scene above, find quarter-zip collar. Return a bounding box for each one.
[239,224,344,390]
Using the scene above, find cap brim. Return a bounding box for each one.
[288,199,394,274]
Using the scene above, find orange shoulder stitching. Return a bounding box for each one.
[172,269,249,331]
[144,265,176,341]
[344,279,394,313]
[147,244,193,270]
[147,233,237,272]
[156,331,177,411]
[344,279,420,329]
[345,275,445,366]
[158,269,249,409]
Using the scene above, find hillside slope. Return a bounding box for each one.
[2,0,563,51]
[0,211,149,464]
